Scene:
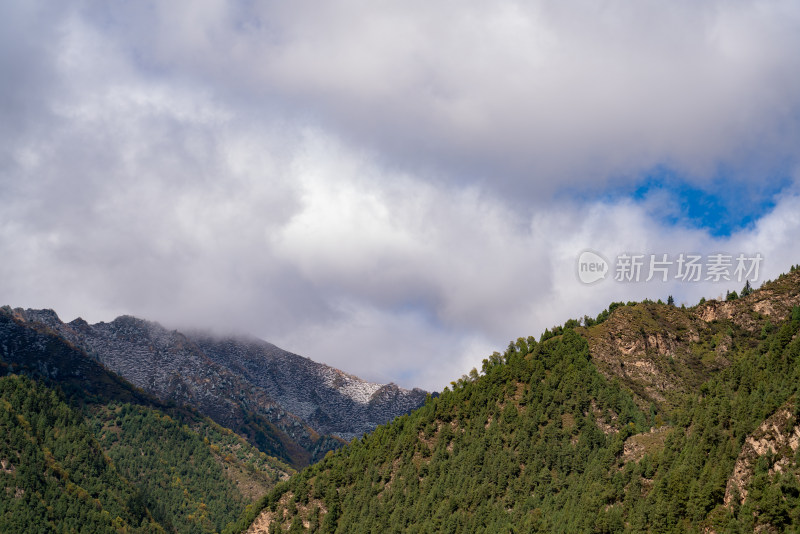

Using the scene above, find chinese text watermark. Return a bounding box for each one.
[577,252,762,285]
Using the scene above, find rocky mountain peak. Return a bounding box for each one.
[1,307,427,468]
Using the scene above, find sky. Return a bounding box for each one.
[2,0,800,392]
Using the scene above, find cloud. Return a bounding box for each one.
[75,0,800,192]
[1,1,800,391]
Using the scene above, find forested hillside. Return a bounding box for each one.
[0,373,293,533]
[243,268,800,533]
[3,308,426,468]
[0,375,163,532]
[84,401,290,533]
[4,269,800,532]
[0,308,294,533]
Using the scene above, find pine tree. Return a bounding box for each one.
[741,280,753,297]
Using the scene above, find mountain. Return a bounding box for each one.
[1,308,427,467]
[241,267,800,533]
[0,374,163,533]
[0,314,294,533]
[189,332,429,440]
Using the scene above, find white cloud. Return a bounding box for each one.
[1,1,800,392]
[72,0,800,189]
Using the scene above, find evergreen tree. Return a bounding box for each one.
[235,267,800,532]
[741,280,753,297]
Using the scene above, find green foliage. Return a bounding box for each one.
[640,314,800,532]
[740,280,753,297]
[593,301,632,326]
[7,269,800,533]
[89,403,281,533]
[0,373,291,534]
[0,306,296,532]
[761,320,774,339]
[0,375,163,533]
[244,269,800,532]
[252,330,651,532]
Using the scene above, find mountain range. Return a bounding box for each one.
[1,308,427,467]
[242,266,800,533]
[3,266,800,532]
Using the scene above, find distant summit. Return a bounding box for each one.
[0,307,427,468]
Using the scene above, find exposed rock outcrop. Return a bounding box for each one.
[724,402,800,506]
[1,306,427,467]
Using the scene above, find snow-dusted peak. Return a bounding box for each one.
[8,306,429,448]
[320,367,383,404]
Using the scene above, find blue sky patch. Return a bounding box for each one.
[594,167,792,237]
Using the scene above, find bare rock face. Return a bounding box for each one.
[584,270,800,413]
[696,300,736,323]
[724,403,800,506]
[188,333,428,440]
[583,303,727,411]
[696,276,800,332]
[2,307,427,467]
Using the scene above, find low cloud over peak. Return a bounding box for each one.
[2,0,800,390]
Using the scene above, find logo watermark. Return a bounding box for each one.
[577,250,609,284]
[576,252,762,285]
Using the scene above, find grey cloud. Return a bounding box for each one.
[73,1,800,195]
[0,2,69,175]
[2,1,800,391]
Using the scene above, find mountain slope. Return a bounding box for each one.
[0,371,293,534]
[243,268,800,533]
[4,309,426,467]
[0,374,163,533]
[1,307,296,533]
[584,268,800,414]
[191,333,429,440]
[85,401,291,533]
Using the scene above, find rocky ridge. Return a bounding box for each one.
[1,307,427,467]
[240,267,800,533]
[724,400,800,506]
[583,271,800,412]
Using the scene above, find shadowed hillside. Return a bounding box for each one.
[1,309,294,533]
[2,308,427,467]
